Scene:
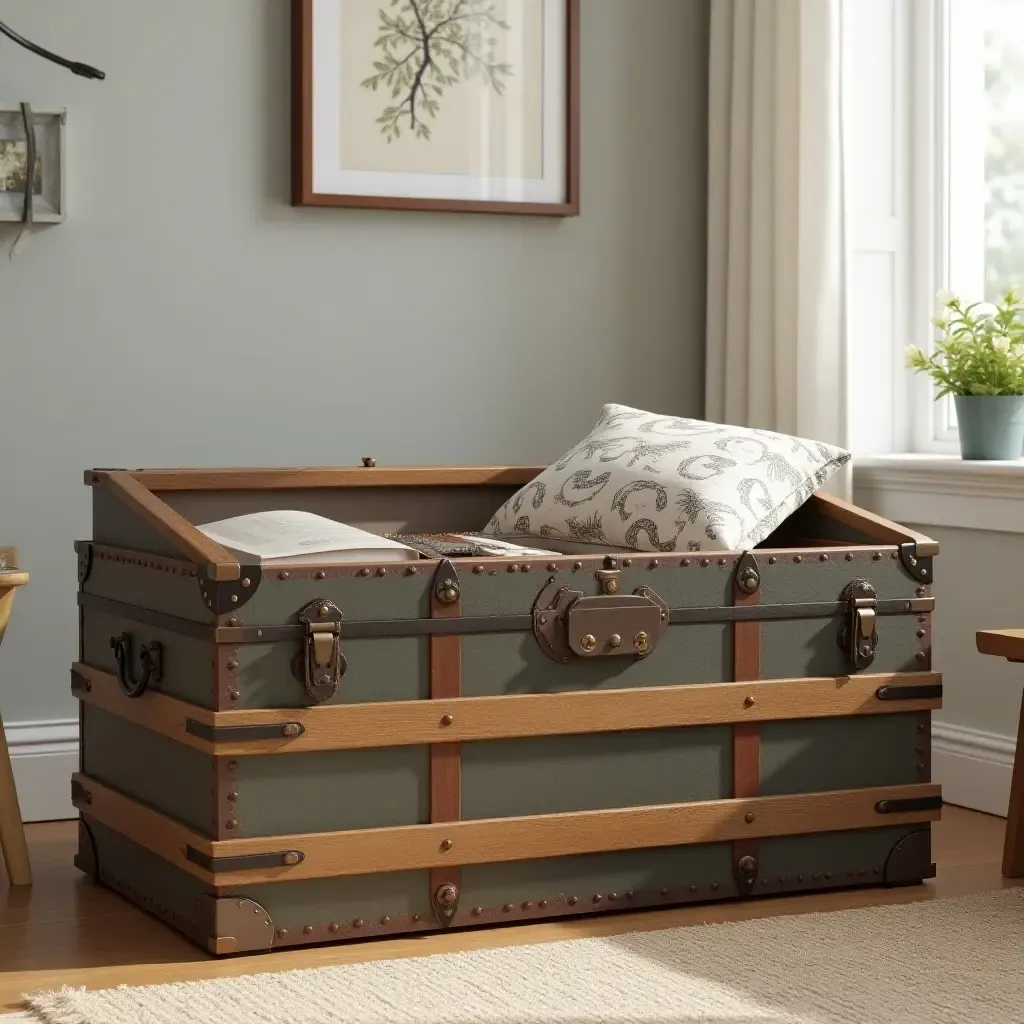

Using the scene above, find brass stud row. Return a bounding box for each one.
[95,550,196,577]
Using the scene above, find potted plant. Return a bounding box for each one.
[905,288,1024,460]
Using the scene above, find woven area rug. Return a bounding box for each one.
[8,887,1024,1024]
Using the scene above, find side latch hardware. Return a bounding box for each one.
[433,882,460,926]
[433,559,461,606]
[735,552,760,595]
[185,719,306,744]
[875,795,942,814]
[734,854,758,895]
[838,579,878,670]
[186,847,305,873]
[292,599,345,704]
[109,632,163,698]
[77,542,93,585]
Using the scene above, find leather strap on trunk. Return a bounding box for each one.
[732,553,761,893]
[429,560,462,919]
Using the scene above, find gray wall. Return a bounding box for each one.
[902,524,1022,739]
[0,1,710,726]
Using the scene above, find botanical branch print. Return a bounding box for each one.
[361,0,513,142]
[481,404,851,554]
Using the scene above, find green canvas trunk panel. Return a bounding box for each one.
[92,488,186,561]
[242,574,430,626]
[81,607,215,706]
[759,713,928,796]
[759,616,919,679]
[232,746,430,837]
[79,818,929,953]
[82,549,210,620]
[85,818,212,939]
[461,626,731,697]
[235,636,429,709]
[459,844,733,906]
[757,557,917,604]
[81,705,214,834]
[461,728,731,820]
[756,825,924,879]
[82,705,430,838]
[245,870,433,928]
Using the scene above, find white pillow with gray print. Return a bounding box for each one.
[482,404,851,553]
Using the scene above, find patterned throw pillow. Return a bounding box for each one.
[481,404,851,553]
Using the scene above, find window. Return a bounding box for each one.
[909,0,1024,451]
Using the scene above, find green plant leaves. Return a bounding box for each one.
[907,288,1024,397]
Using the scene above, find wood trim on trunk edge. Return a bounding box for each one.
[70,773,943,887]
[96,473,239,581]
[71,664,943,755]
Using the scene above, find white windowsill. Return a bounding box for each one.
[853,453,1024,534]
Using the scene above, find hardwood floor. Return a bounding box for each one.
[0,805,1018,1011]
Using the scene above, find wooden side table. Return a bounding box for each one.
[0,548,31,886]
[976,628,1024,878]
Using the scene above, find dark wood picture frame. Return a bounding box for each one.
[291,0,579,216]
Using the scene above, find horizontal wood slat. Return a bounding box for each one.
[71,773,942,886]
[71,665,943,755]
[72,666,215,753]
[113,467,547,492]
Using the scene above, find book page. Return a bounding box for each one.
[197,510,416,561]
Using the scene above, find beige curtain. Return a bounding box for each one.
[705,0,850,499]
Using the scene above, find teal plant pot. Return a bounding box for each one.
[954,394,1024,460]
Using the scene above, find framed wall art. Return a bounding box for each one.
[0,106,65,223]
[291,0,579,215]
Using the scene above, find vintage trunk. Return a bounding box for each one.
[71,465,942,955]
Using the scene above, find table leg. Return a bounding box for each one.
[1004,687,1024,878]
[0,706,30,886]
[0,587,31,886]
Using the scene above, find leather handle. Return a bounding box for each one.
[109,631,162,698]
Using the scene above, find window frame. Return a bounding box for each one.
[907,0,995,453]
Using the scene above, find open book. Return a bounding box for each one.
[386,533,562,559]
[196,510,420,566]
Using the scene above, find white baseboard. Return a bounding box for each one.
[933,721,1016,816]
[5,718,78,823]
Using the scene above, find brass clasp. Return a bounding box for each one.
[839,579,878,670]
[292,599,346,703]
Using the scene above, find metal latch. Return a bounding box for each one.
[292,599,345,704]
[532,577,669,663]
[734,853,758,894]
[433,883,460,926]
[839,579,878,670]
